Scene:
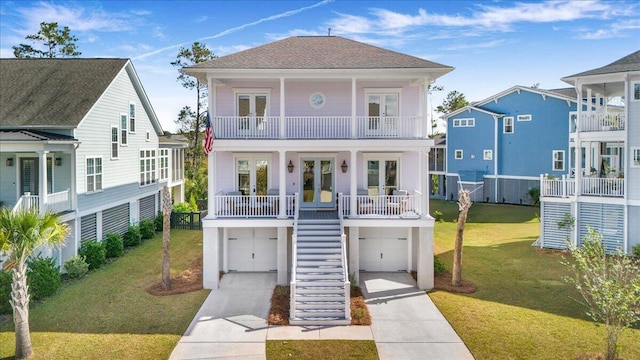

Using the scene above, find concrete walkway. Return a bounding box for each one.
[170,272,473,360]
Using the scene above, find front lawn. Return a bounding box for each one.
[0,229,209,360]
[429,199,640,360]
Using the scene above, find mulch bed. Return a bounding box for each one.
[268,285,371,326]
[146,256,204,296]
[412,270,478,294]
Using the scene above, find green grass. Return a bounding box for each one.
[266,340,378,360]
[429,199,640,360]
[0,229,209,360]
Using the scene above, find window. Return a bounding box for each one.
[120,114,128,145]
[86,157,103,193]
[146,130,150,142]
[632,147,640,167]
[553,150,565,171]
[517,114,532,121]
[111,126,118,159]
[453,118,475,127]
[129,103,136,133]
[633,83,640,101]
[455,149,463,160]
[503,117,514,133]
[483,150,493,160]
[139,149,156,186]
[159,149,169,181]
[172,149,184,181]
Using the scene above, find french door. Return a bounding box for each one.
[237,157,269,195]
[366,159,398,196]
[366,93,399,135]
[301,158,334,208]
[237,93,268,135]
[19,157,53,196]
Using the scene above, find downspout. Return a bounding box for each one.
[494,115,499,203]
[623,75,629,254]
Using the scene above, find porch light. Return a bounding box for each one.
[6,158,13,167]
[341,160,348,173]
[55,158,62,166]
[288,160,294,173]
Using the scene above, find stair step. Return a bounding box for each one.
[289,318,351,326]
[297,253,341,260]
[297,235,342,241]
[296,280,344,287]
[296,302,345,310]
[297,248,342,254]
[296,286,344,294]
[297,273,343,280]
[295,309,345,318]
[297,260,342,266]
[296,294,345,301]
[297,267,343,273]
[297,242,341,248]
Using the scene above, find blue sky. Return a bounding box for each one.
[1,0,639,132]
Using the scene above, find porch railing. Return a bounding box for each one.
[341,191,422,218]
[540,175,623,198]
[575,112,625,132]
[337,193,351,321]
[12,189,71,214]
[211,194,296,217]
[212,116,424,139]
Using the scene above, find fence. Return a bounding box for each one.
[170,210,206,230]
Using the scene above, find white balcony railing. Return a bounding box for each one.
[341,191,422,218]
[12,189,72,214]
[211,194,296,217]
[540,175,623,198]
[212,116,424,139]
[577,112,625,132]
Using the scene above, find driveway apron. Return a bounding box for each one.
[360,272,475,360]
[170,273,276,360]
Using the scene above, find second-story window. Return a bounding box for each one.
[86,157,103,193]
[455,149,463,160]
[483,150,493,160]
[120,114,128,145]
[159,149,169,181]
[552,150,565,171]
[172,149,184,181]
[129,103,136,133]
[453,118,475,127]
[139,149,156,186]
[631,147,640,167]
[503,117,514,133]
[111,126,118,159]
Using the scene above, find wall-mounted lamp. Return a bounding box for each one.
[6,158,14,167]
[55,157,62,166]
[287,160,294,173]
[341,160,348,173]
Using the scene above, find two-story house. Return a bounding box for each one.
[443,86,577,204]
[0,58,185,266]
[539,50,639,253]
[184,36,453,325]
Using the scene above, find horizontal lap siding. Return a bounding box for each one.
[80,213,97,241]
[139,194,156,221]
[542,202,571,249]
[102,203,130,238]
[578,203,624,253]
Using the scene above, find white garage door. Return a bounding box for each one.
[228,228,277,272]
[359,228,408,272]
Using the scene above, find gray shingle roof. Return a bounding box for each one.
[0,58,128,128]
[563,50,640,79]
[547,87,577,99]
[0,129,77,142]
[188,36,453,70]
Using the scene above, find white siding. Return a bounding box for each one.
[578,203,624,253]
[627,76,640,200]
[541,201,572,249]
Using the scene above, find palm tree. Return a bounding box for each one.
[0,208,68,359]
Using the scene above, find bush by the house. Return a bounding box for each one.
[104,233,124,258]
[0,270,12,314]
[140,220,155,240]
[633,244,640,257]
[154,211,163,232]
[26,255,62,301]
[63,255,89,279]
[79,239,106,270]
[123,225,141,247]
[434,255,446,275]
[173,199,198,213]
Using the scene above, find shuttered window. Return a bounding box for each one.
[102,203,130,238]
[80,213,97,241]
[139,195,156,221]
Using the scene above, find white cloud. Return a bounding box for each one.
[441,39,506,52]
[0,47,14,57]
[152,26,166,39]
[577,18,640,39]
[194,16,208,23]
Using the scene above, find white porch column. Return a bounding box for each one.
[417,226,434,290]
[419,79,427,137]
[203,226,220,289]
[349,150,357,217]
[277,226,288,285]
[420,149,429,217]
[280,77,286,139]
[38,151,49,212]
[348,226,359,285]
[278,150,287,218]
[208,150,217,218]
[70,147,77,211]
[351,78,357,139]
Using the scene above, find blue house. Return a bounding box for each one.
[443,86,577,204]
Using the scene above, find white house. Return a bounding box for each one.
[184,36,453,325]
[0,58,186,266]
[539,50,640,254]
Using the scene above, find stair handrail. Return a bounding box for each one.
[338,193,351,320]
[290,192,300,320]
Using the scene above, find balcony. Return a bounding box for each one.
[540,175,624,198]
[572,112,625,133]
[12,189,72,214]
[212,116,424,139]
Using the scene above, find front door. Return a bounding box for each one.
[20,158,39,195]
[366,159,398,196]
[301,158,334,208]
[367,93,399,136]
[237,93,268,136]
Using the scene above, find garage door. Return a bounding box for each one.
[228,228,277,272]
[359,228,408,271]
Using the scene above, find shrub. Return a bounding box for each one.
[633,244,640,258]
[173,201,197,213]
[79,239,106,270]
[104,233,124,258]
[433,210,444,222]
[352,308,366,320]
[0,270,12,314]
[154,211,163,232]
[139,220,155,240]
[26,255,62,301]
[123,225,141,247]
[63,255,89,279]
[434,255,446,275]
[528,187,540,206]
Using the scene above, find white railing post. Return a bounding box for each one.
[561,175,566,198]
[290,192,300,320]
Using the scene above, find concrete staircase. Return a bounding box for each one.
[290,217,351,325]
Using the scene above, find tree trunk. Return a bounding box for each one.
[11,260,33,359]
[452,190,472,287]
[162,186,172,290]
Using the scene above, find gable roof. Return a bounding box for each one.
[473,85,577,108]
[563,50,640,80]
[0,58,163,134]
[0,129,78,143]
[442,105,503,119]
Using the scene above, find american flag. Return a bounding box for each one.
[203,112,213,155]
